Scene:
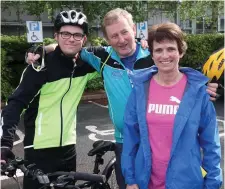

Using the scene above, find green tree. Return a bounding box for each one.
[2,0,223,33]
[145,1,224,33]
[179,1,223,32]
[1,1,147,23]
[1,1,147,38]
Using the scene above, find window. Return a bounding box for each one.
[218,18,224,32]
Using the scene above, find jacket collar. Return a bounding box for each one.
[54,46,84,67]
[132,66,209,88]
[106,42,150,64]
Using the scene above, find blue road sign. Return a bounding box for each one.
[136,21,148,40]
[138,22,147,30]
[26,21,43,43]
[29,22,40,31]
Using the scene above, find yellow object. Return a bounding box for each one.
[202,48,224,83]
[201,166,207,178]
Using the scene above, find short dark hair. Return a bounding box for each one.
[148,22,187,55]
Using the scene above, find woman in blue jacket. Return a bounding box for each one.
[121,22,222,189]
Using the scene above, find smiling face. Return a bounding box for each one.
[152,39,183,74]
[105,17,136,58]
[55,25,87,57]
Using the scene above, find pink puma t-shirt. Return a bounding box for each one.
[146,74,187,189]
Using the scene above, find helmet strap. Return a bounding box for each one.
[72,53,80,64]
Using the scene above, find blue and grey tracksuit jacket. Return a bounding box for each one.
[121,67,222,189]
[81,43,153,143]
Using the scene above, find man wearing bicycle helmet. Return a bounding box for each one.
[26,8,220,189]
[1,10,98,189]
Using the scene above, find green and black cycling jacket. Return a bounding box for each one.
[1,46,98,149]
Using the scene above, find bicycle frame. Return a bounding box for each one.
[102,156,116,181]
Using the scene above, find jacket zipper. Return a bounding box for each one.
[59,63,76,146]
[37,112,43,135]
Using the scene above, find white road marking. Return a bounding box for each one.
[217,118,224,138]
[88,133,115,142]
[13,130,25,145]
[0,169,24,180]
[219,132,224,137]
[217,118,225,124]
[85,126,114,135]
[88,101,108,108]
[85,125,115,142]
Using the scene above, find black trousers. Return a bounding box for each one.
[23,144,76,189]
[115,143,126,189]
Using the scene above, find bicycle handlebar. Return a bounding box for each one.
[1,141,116,188]
[1,157,106,187]
[49,171,106,183]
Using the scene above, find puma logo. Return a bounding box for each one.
[170,96,181,104]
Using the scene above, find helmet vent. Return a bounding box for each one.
[71,11,76,19]
[209,61,213,70]
[62,12,68,19]
[54,10,88,35]
[218,59,224,70]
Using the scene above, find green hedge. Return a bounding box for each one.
[1,34,224,101]
[88,37,108,46]
[1,35,56,101]
[84,37,107,91]
[181,33,224,68]
[1,48,14,101]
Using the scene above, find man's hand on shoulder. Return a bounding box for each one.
[26,53,41,65]
[25,43,57,65]
[140,39,148,49]
[136,38,148,49]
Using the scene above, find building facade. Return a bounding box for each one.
[1,5,224,39]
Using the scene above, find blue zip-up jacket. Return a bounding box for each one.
[81,43,153,143]
[121,67,222,189]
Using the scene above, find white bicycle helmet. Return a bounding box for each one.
[54,10,88,35]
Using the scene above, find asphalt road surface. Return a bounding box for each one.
[1,99,224,189]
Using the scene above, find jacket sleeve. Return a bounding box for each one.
[87,72,100,81]
[121,88,140,185]
[1,65,47,149]
[80,46,109,73]
[199,93,222,189]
